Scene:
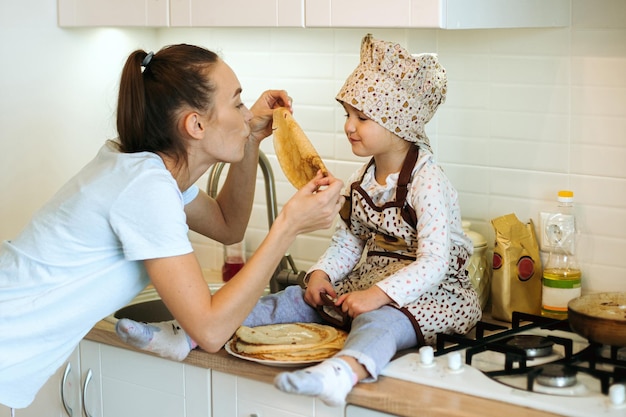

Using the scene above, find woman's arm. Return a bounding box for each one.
[149,172,344,353]
[185,90,291,244]
[184,140,259,244]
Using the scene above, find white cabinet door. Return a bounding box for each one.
[170,0,304,27]
[79,340,102,417]
[57,0,169,27]
[0,347,81,417]
[79,341,211,417]
[345,405,396,417]
[212,371,342,417]
[305,0,569,29]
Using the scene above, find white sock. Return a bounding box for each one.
[274,358,357,406]
[115,318,197,361]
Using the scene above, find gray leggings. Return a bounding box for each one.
[243,286,417,380]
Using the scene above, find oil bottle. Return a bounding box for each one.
[541,190,581,319]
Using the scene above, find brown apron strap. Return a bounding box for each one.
[397,306,426,347]
[339,158,375,227]
[398,145,419,229]
[341,145,420,229]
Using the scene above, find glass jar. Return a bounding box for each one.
[463,221,491,310]
[222,240,246,282]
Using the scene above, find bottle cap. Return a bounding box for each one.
[557,190,574,203]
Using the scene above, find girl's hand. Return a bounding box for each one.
[336,286,393,318]
[304,271,337,307]
[248,90,292,142]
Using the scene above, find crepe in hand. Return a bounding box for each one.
[230,323,347,362]
[272,107,328,189]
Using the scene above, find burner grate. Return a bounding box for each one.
[434,311,626,397]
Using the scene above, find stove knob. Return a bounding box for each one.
[609,384,626,407]
[447,351,463,372]
[419,346,435,367]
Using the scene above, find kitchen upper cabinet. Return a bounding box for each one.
[0,347,81,417]
[212,370,343,417]
[171,0,304,27]
[305,0,570,29]
[58,0,169,27]
[58,0,569,28]
[80,340,211,417]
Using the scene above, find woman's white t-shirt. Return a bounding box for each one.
[0,141,198,408]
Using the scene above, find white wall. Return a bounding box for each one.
[1,0,624,294]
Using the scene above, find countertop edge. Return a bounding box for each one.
[85,321,562,417]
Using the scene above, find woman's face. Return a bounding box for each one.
[201,60,253,162]
[342,103,401,158]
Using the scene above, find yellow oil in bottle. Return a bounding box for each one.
[541,267,582,319]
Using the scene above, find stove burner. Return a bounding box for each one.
[505,335,555,358]
[535,364,578,388]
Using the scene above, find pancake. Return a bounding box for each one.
[272,107,328,189]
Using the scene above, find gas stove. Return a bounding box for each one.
[381,312,626,417]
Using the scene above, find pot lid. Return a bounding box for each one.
[462,220,487,247]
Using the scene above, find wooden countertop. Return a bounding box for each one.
[87,319,563,417]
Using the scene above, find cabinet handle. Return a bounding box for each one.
[82,369,93,417]
[61,362,73,417]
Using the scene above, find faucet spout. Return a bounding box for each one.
[206,151,304,293]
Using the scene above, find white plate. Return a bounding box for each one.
[224,339,322,367]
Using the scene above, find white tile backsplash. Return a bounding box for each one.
[183,19,625,294]
[1,0,624,294]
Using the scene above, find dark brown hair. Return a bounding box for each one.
[116,44,219,170]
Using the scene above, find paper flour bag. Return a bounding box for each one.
[490,213,542,322]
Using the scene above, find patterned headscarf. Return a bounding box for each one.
[336,34,447,151]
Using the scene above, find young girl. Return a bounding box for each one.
[0,44,343,411]
[117,34,482,407]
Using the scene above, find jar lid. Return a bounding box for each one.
[462,220,487,247]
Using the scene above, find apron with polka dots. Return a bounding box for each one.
[336,145,481,345]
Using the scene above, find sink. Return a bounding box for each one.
[114,299,173,322]
[105,277,269,325]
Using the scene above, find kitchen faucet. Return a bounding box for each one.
[206,150,306,293]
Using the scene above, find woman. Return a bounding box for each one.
[0,43,344,410]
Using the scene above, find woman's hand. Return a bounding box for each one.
[277,171,345,237]
[248,89,292,142]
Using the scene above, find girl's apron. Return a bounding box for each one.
[336,145,481,345]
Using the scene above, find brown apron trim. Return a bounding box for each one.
[353,145,419,211]
[394,305,426,347]
[367,251,416,261]
[340,145,419,228]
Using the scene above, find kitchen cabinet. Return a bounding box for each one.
[0,342,210,417]
[0,348,81,417]
[212,370,343,417]
[171,0,304,27]
[58,0,569,28]
[305,0,570,29]
[80,340,211,417]
[345,405,395,417]
[57,0,169,27]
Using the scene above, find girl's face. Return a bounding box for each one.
[200,60,253,162]
[342,103,403,158]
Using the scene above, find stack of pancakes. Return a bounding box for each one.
[230,323,347,362]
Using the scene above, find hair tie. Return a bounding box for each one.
[141,51,154,68]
